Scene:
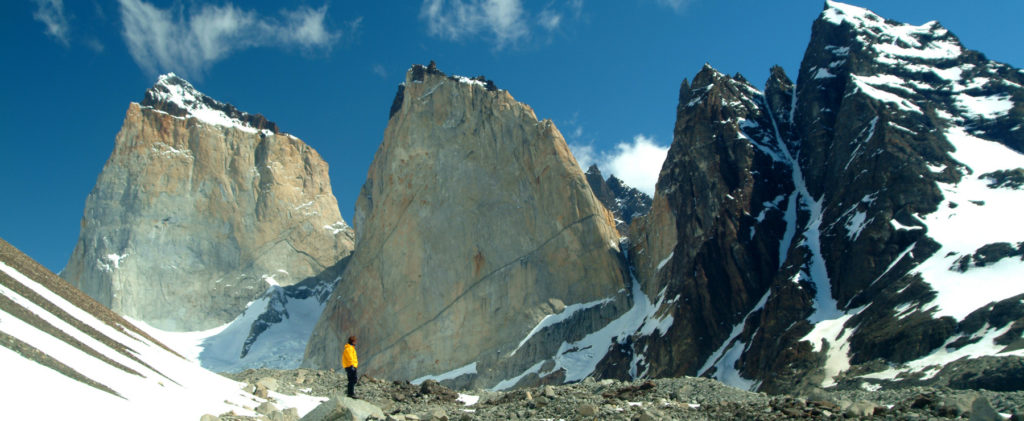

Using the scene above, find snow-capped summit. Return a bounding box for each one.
[809,1,1022,143]
[822,0,954,48]
[141,73,280,136]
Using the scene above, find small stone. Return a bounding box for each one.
[636,412,656,421]
[543,385,556,399]
[845,401,876,417]
[429,408,448,421]
[254,384,269,399]
[281,408,299,421]
[941,393,976,417]
[579,404,598,417]
[256,401,278,415]
[199,415,220,421]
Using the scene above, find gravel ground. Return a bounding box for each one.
[220,368,1024,420]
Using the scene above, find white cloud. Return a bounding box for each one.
[570,135,669,196]
[32,0,70,46]
[118,0,344,79]
[280,6,342,47]
[420,0,586,48]
[420,0,529,48]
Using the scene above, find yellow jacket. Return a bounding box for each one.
[342,343,358,368]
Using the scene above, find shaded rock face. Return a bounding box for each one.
[620,64,795,382]
[303,65,629,388]
[609,2,1024,393]
[585,165,652,234]
[63,75,354,331]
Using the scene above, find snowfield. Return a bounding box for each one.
[0,248,325,420]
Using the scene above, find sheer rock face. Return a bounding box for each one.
[622,65,795,381]
[63,75,354,331]
[303,65,629,387]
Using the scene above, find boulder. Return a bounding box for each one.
[256,401,278,416]
[300,394,385,421]
[969,396,1002,421]
[257,377,280,393]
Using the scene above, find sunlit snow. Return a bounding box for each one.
[144,73,274,136]
[912,127,1024,320]
[0,261,325,419]
[412,362,478,385]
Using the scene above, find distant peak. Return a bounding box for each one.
[141,74,279,135]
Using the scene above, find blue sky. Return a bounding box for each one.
[2,0,1022,273]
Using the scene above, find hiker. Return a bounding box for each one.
[343,335,359,398]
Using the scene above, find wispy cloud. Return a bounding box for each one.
[420,0,528,48]
[372,64,388,78]
[570,135,669,196]
[32,0,70,46]
[537,8,562,31]
[420,0,582,48]
[117,0,346,79]
[656,0,691,14]
[84,38,105,53]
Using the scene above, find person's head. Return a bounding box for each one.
[348,336,357,345]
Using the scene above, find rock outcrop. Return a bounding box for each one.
[62,74,354,331]
[303,64,630,388]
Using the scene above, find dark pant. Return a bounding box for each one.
[345,366,358,397]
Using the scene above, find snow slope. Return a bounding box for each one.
[129,278,336,373]
[0,239,323,419]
